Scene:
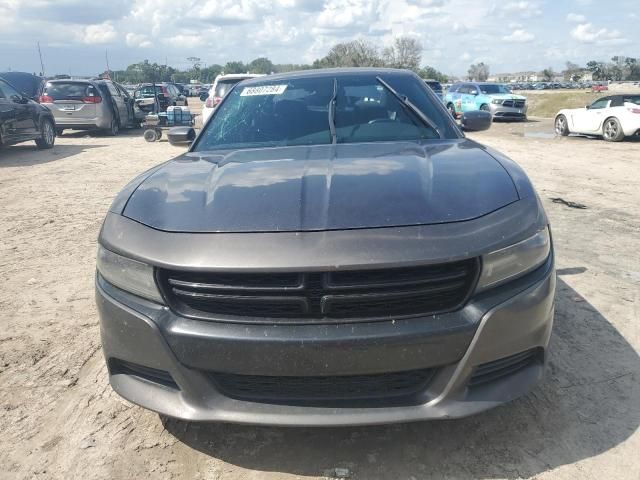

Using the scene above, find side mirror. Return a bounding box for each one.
[168,126,196,146]
[461,110,492,132]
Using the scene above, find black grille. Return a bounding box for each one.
[210,369,436,406]
[502,99,526,108]
[157,259,479,323]
[469,348,541,387]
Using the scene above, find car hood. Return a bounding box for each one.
[122,140,519,233]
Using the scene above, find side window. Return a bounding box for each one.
[590,98,609,109]
[458,85,469,94]
[0,81,22,101]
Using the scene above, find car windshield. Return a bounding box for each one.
[214,79,246,98]
[195,74,454,151]
[479,84,511,94]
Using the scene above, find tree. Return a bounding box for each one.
[224,61,246,74]
[313,39,382,68]
[564,61,582,81]
[382,37,422,71]
[586,60,607,80]
[418,66,448,83]
[467,62,489,81]
[625,57,640,81]
[542,68,555,81]
[248,57,274,74]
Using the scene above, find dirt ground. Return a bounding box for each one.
[0,105,638,479]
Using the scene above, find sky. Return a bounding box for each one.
[0,0,638,77]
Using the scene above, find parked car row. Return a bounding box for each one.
[509,81,606,91]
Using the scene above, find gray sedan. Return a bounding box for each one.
[96,68,554,426]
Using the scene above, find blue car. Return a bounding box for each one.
[445,82,528,121]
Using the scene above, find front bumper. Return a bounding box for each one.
[96,254,555,426]
[489,103,528,119]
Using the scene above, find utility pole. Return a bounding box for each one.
[105,50,111,79]
[37,41,45,77]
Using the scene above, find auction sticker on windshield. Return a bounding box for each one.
[240,85,287,96]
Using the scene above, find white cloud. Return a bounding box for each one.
[125,33,151,48]
[570,22,623,43]
[503,29,535,42]
[81,22,117,44]
[502,1,542,17]
[567,13,586,22]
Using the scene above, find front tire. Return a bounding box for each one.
[602,117,624,142]
[555,115,569,136]
[480,104,490,112]
[35,118,55,149]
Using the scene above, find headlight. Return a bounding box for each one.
[476,227,551,291]
[491,99,503,104]
[97,246,163,303]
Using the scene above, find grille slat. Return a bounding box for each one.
[469,349,541,387]
[158,258,479,323]
[210,368,436,406]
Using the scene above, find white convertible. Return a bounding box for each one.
[555,94,640,142]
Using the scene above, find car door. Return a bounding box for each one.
[575,98,610,133]
[105,81,128,126]
[0,79,37,138]
[116,83,135,125]
[460,84,478,112]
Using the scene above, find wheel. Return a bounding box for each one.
[446,103,456,118]
[602,117,624,142]
[555,115,569,136]
[143,129,158,142]
[155,129,163,139]
[480,104,490,112]
[35,118,55,149]
[55,128,64,136]
[106,115,120,136]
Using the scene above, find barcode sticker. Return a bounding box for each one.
[240,85,287,96]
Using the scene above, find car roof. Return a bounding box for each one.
[216,74,264,80]
[48,79,93,84]
[237,68,417,86]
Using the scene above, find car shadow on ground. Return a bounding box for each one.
[0,144,108,168]
[163,274,639,479]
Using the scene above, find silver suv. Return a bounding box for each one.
[40,79,136,135]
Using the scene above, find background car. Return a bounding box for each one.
[0,72,46,101]
[424,79,444,102]
[134,83,188,113]
[445,82,527,120]
[0,77,55,149]
[40,79,135,135]
[201,74,264,124]
[555,94,640,142]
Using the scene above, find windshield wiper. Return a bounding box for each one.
[375,76,442,139]
[328,78,337,144]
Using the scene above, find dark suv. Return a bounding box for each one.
[96,68,554,426]
[0,77,55,149]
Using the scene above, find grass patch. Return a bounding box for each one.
[524,91,608,118]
